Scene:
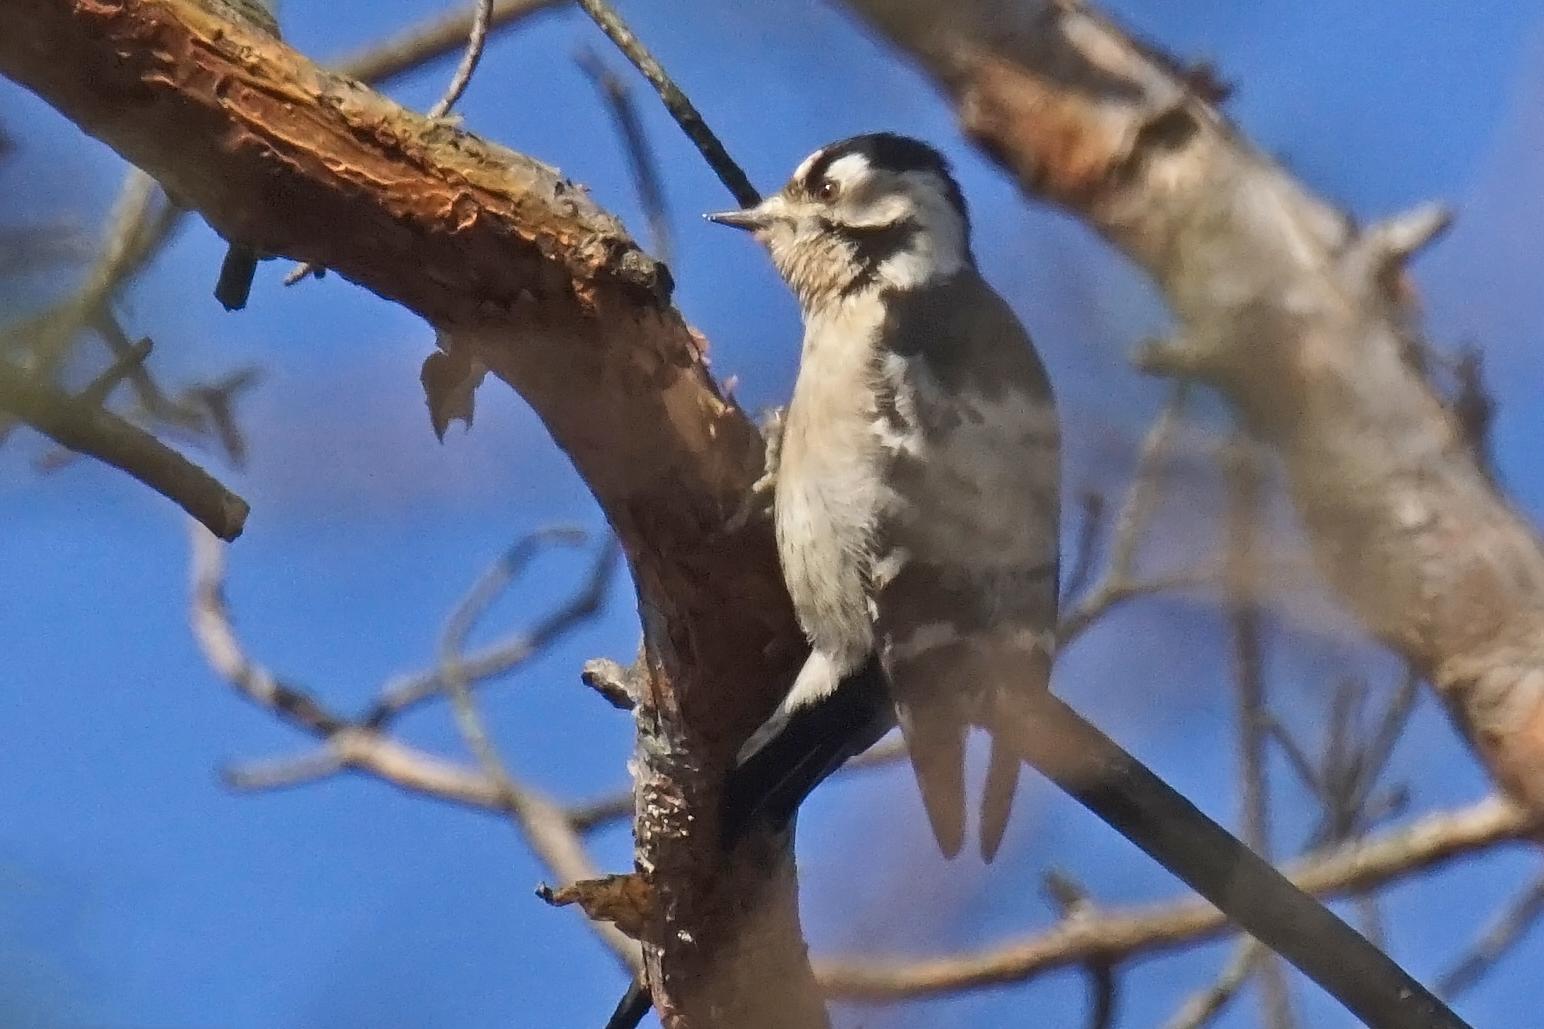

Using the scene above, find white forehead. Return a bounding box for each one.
[790,148,825,184]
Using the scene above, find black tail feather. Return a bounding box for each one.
[721,655,895,847]
[604,976,651,1029]
[895,703,968,859]
[978,735,1020,862]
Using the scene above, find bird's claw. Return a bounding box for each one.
[724,407,785,532]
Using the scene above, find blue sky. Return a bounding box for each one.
[3,1,1543,1027]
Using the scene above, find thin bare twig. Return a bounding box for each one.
[1437,867,1544,999]
[363,532,619,727]
[1058,386,1189,639]
[1108,384,1188,583]
[222,748,345,792]
[571,0,759,207]
[1062,490,1107,603]
[1160,938,1266,1029]
[223,530,617,794]
[1,362,247,539]
[0,168,180,440]
[186,522,640,971]
[1055,569,1211,647]
[576,47,673,263]
[330,0,567,87]
[1043,871,1118,1029]
[91,310,178,423]
[1221,432,1294,1029]
[1344,669,1423,826]
[75,334,153,408]
[424,0,494,120]
[433,529,643,971]
[439,529,587,782]
[289,0,499,284]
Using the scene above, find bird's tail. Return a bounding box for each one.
[604,976,650,1029]
[978,736,1020,861]
[721,655,894,846]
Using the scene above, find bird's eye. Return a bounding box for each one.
[815,179,840,203]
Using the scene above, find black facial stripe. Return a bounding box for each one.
[800,133,970,227]
[822,216,921,296]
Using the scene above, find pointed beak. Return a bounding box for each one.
[705,204,774,232]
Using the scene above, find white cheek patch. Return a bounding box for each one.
[842,191,914,230]
[870,171,967,289]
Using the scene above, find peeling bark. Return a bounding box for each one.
[841,0,1544,813]
[0,1,822,1025]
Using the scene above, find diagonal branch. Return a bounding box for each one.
[0,360,247,538]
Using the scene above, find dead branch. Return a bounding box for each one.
[817,794,1531,1001]
[1160,938,1267,1029]
[836,0,1544,815]
[186,521,642,971]
[0,361,248,538]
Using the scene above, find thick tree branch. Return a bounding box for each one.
[838,0,1544,814]
[0,3,815,1026]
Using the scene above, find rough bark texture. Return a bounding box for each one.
[0,1,823,1026]
[840,0,1544,813]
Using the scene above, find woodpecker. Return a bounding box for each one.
[712,132,1056,861]
[605,134,1469,1029]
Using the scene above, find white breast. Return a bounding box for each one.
[774,300,890,674]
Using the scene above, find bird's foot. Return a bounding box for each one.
[724,406,785,532]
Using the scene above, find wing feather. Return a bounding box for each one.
[872,269,1060,860]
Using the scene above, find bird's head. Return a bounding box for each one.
[707,133,972,310]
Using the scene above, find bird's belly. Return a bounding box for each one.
[774,460,877,672]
